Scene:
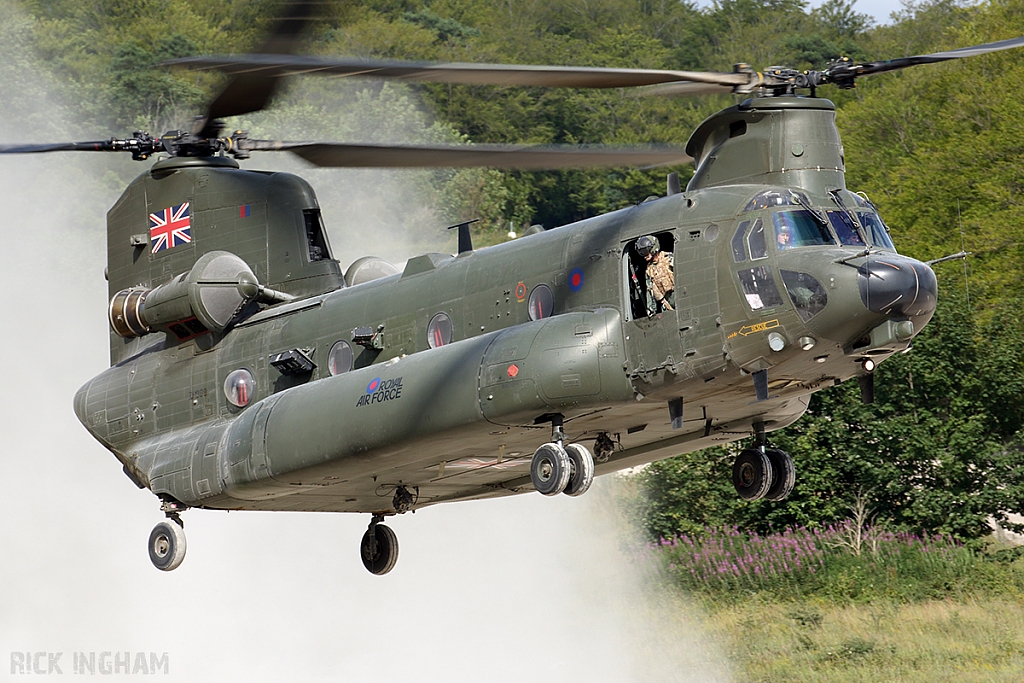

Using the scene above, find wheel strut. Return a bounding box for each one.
[550,414,565,447]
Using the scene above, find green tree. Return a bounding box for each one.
[634,293,1024,543]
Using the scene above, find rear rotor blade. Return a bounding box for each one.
[168,54,754,91]
[267,141,692,169]
[197,0,322,137]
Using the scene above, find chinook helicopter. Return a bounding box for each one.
[5,1,1022,574]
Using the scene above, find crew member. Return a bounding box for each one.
[637,235,674,314]
[776,224,792,250]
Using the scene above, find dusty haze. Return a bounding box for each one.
[0,5,732,680]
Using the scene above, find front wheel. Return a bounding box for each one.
[531,443,571,496]
[563,443,595,497]
[732,448,773,501]
[764,448,795,501]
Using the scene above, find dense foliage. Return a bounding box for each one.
[635,293,1024,542]
[636,523,1024,602]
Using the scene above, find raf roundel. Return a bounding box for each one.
[569,267,585,292]
[366,377,381,394]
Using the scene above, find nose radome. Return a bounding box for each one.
[857,256,937,318]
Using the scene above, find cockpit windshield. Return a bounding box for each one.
[772,210,835,250]
[826,210,866,247]
[858,211,896,250]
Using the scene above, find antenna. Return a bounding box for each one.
[957,200,971,312]
[447,219,479,255]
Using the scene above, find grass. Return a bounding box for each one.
[704,597,1024,682]
[629,522,1024,680]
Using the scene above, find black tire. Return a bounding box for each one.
[361,524,399,575]
[148,521,187,571]
[732,448,774,501]
[764,448,796,501]
[530,443,571,496]
[563,443,595,497]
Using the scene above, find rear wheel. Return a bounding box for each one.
[360,523,399,575]
[148,521,187,571]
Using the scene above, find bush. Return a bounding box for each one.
[638,523,1024,603]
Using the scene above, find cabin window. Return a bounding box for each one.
[328,340,354,375]
[747,217,768,259]
[732,220,750,262]
[528,284,554,320]
[224,368,255,408]
[827,210,865,247]
[302,209,332,262]
[427,312,453,348]
[738,266,783,311]
[772,210,834,250]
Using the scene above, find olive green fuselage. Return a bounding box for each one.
[74,97,934,515]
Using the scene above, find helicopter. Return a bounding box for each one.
[5,0,1021,575]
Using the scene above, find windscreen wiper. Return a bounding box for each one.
[828,188,869,244]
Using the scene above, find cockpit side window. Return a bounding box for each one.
[772,210,834,250]
[732,220,751,262]
[738,266,783,311]
[303,209,332,262]
[747,217,767,259]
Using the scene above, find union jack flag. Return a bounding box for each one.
[149,202,192,253]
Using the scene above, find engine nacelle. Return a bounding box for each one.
[108,251,257,339]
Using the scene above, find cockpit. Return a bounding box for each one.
[729,188,904,324]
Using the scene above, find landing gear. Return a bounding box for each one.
[360,515,399,575]
[731,422,795,502]
[148,520,187,571]
[148,498,188,571]
[530,415,595,496]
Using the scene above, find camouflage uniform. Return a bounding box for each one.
[645,250,674,313]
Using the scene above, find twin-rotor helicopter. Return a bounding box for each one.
[5,1,1020,574]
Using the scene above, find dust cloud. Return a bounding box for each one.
[0,5,731,680]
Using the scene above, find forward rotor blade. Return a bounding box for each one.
[168,54,753,91]
[0,141,116,153]
[197,0,321,137]
[266,141,692,169]
[836,35,1024,78]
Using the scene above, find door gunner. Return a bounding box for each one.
[638,235,674,314]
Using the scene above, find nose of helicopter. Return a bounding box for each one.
[857,255,937,319]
